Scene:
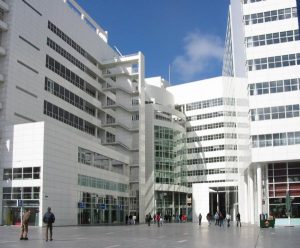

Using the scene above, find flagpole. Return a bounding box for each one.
[168,64,171,85]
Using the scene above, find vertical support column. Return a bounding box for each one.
[178,193,181,215]
[257,165,262,218]
[242,174,249,223]
[217,191,219,212]
[248,167,254,224]
[172,191,175,217]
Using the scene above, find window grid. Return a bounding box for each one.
[246,30,299,47]
[247,53,300,71]
[46,55,97,98]
[186,133,237,143]
[44,100,96,136]
[187,144,237,154]
[249,78,300,95]
[3,167,40,180]
[187,111,236,121]
[187,122,236,132]
[252,131,300,148]
[2,187,40,200]
[78,174,128,193]
[250,104,300,121]
[244,7,297,25]
[187,156,238,165]
[185,98,235,111]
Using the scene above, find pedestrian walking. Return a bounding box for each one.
[226,213,231,227]
[236,212,241,227]
[20,209,31,240]
[128,214,132,224]
[206,213,212,225]
[198,213,202,225]
[43,207,55,241]
[156,212,161,227]
[146,213,152,226]
[219,211,224,227]
[133,215,136,224]
[214,211,219,226]
[160,215,164,226]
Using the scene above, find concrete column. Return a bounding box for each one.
[172,191,175,217]
[257,165,262,217]
[248,168,254,224]
[178,193,181,214]
[217,191,219,212]
[243,174,249,223]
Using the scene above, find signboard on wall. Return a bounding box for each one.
[78,202,86,208]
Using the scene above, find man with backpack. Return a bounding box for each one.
[43,207,55,241]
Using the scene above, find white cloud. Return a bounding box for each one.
[172,30,224,81]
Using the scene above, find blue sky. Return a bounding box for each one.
[76,0,230,85]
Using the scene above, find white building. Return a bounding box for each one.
[222,0,300,225]
[0,0,300,227]
[0,0,145,226]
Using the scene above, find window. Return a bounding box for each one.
[244,8,297,26]
[247,53,299,71]
[13,168,22,179]
[23,167,32,179]
[252,132,300,148]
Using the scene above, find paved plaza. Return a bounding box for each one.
[0,222,299,248]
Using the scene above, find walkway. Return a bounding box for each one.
[0,222,299,248]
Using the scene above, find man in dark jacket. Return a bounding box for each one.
[43,207,55,241]
[20,209,31,240]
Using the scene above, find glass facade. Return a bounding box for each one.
[268,162,300,218]
[77,192,128,224]
[154,126,189,218]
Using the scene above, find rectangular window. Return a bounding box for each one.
[13,168,22,179]
[23,167,32,179]
[3,169,12,180]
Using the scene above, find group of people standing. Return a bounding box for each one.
[145,212,182,227]
[20,207,55,241]
[202,211,241,227]
[146,212,164,227]
[125,214,137,224]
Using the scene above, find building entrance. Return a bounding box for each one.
[2,207,39,226]
[209,186,238,217]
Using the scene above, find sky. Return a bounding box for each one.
[75,0,230,85]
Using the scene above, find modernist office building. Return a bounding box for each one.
[222,0,300,225]
[0,0,146,226]
[0,0,300,226]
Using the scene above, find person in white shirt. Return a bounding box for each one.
[226,213,231,227]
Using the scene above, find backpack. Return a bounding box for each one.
[43,212,55,224]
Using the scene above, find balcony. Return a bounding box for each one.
[102,83,138,95]
[101,53,139,68]
[103,103,138,113]
[102,121,138,132]
[102,69,128,77]
[102,140,139,151]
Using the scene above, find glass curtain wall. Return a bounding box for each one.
[154,126,188,220]
[268,162,300,218]
[77,192,128,224]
